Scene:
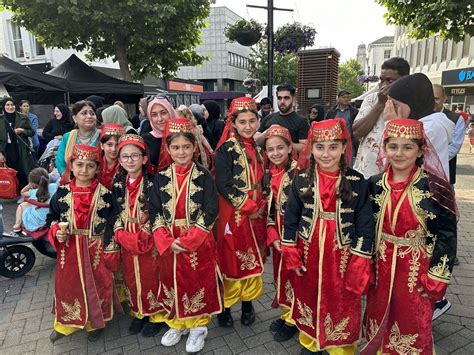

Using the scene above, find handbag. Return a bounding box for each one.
[0,162,19,199]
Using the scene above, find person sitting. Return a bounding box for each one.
[12,167,58,234]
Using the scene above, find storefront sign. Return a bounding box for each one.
[446,87,474,96]
[442,67,474,86]
[167,80,203,93]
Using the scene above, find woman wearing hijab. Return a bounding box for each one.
[101,105,136,134]
[0,97,35,188]
[42,104,75,144]
[202,100,224,150]
[385,73,455,179]
[142,97,177,170]
[189,104,212,144]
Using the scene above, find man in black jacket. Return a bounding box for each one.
[325,90,359,136]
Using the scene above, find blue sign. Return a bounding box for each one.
[442,67,474,86]
[458,70,473,83]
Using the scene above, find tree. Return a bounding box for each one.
[2,0,211,81]
[247,39,297,87]
[337,59,365,98]
[377,0,473,42]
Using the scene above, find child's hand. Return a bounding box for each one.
[272,240,281,253]
[293,265,307,277]
[56,229,68,243]
[170,239,187,254]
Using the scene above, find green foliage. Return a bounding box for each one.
[338,59,365,98]
[377,0,473,42]
[224,19,264,42]
[2,0,211,80]
[247,39,297,87]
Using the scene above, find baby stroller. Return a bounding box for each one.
[0,199,56,279]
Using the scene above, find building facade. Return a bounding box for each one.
[177,6,250,98]
[393,26,473,112]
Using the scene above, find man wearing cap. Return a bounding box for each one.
[325,90,359,137]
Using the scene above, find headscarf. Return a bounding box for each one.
[139,97,148,119]
[298,118,352,170]
[202,100,220,121]
[1,97,17,123]
[55,104,71,122]
[85,95,105,109]
[388,73,434,120]
[215,97,258,150]
[189,104,204,122]
[146,97,177,138]
[101,105,133,132]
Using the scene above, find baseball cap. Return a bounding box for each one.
[338,90,351,97]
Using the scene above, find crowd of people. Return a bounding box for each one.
[0,56,469,354]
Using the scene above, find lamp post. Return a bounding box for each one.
[247,1,292,99]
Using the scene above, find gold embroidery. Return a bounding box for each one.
[162,284,175,309]
[190,252,198,270]
[378,240,387,262]
[236,248,259,271]
[296,299,314,329]
[407,249,421,293]
[372,193,385,208]
[183,288,206,315]
[60,245,66,269]
[367,318,379,342]
[346,175,360,181]
[324,313,350,341]
[340,222,352,229]
[355,236,364,251]
[429,255,451,281]
[386,322,421,353]
[92,242,102,270]
[61,298,82,322]
[285,280,294,304]
[147,290,160,310]
[339,207,354,213]
[151,246,158,261]
[339,247,350,277]
[302,240,310,265]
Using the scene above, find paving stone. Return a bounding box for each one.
[0,339,37,353]
[452,342,474,355]
[433,321,465,337]
[436,333,471,352]
[104,334,138,351]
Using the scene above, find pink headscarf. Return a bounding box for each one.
[146,97,177,138]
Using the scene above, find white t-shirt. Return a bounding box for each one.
[353,92,385,178]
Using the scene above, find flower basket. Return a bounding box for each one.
[225,19,264,47]
[274,22,316,54]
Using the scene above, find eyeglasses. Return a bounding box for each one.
[119,153,143,162]
[310,110,318,114]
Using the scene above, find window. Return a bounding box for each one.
[306,88,321,99]
[441,40,448,61]
[423,39,430,65]
[432,38,438,64]
[227,51,250,69]
[383,49,391,59]
[451,41,458,60]
[462,35,470,58]
[10,22,24,58]
[32,36,45,56]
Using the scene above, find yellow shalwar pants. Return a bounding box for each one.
[165,315,211,330]
[223,276,263,308]
[54,320,95,335]
[300,332,357,354]
[129,310,167,323]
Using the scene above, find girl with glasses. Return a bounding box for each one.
[104,134,166,338]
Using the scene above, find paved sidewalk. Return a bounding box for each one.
[0,139,473,354]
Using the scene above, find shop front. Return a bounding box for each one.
[441,67,474,113]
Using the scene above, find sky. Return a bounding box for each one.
[212,0,395,62]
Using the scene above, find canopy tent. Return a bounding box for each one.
[0,54,68,104]
[47,54,144,103]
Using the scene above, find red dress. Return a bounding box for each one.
[267,162,296,312]
[153,163,222,320]
[114,174,163,317]
[290,169,364,350]
[48,179,115,330]
[215,138,267,280]
[98,157,119,190]
[363,167,446,354]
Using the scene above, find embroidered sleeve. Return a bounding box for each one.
[214,142,248,209]
[351,175,375,258]
[194,171,218,232]
[148,173,167,232]
[282,176,304,245]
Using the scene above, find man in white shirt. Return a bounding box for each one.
[353,58,410,178]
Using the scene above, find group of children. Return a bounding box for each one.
[43,97,456,354]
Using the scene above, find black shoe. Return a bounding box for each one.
[432,297,452,321]
[129,317,148,334]
[299,348,322,355]
[270,318,285,332]
[49,330,65,343]
[87,329,103,342]
[141,321,166,337]
[217,308,234,327]
[241,305,255,326]
[454,257,460,266]
[273,324,298,342]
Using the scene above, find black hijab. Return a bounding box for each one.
[56,103,71,122]
[203,100,220,121]
[1,97,17,125]
[388,73,434,120]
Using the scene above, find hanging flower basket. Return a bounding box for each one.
[225,19,264,46]
[274,22,316,54]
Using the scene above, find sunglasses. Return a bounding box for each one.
[146,93,171,103]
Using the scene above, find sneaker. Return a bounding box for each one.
[432,298,452,321]
[186,326,208,353]
[161,328,189,347]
